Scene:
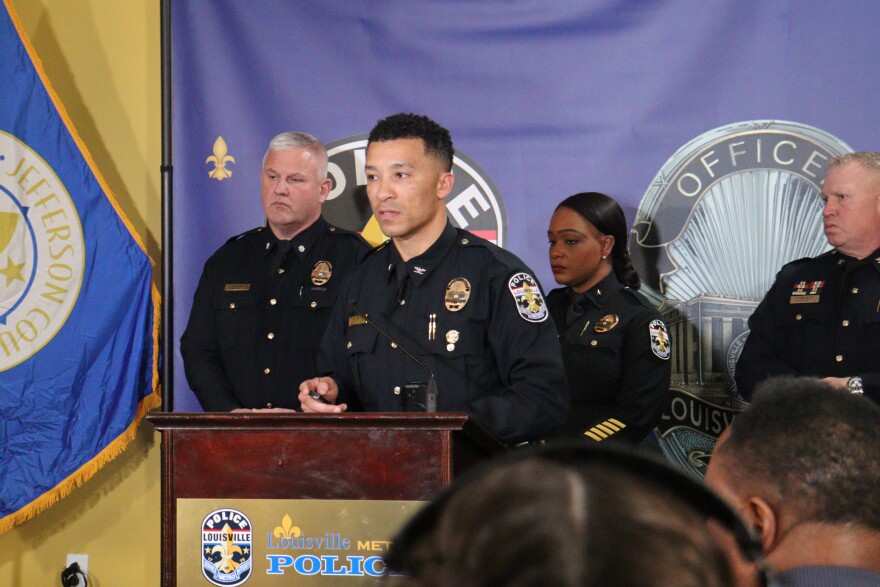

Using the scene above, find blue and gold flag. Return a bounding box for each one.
[0,0,159,532]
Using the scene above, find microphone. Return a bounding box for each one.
[350,300,438,413]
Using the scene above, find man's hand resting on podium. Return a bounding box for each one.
[299,377,348,413]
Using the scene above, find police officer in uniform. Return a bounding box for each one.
[546,192,671,444]
[736,152,880,403]
[181,132,370,411]
[299,113,568,443]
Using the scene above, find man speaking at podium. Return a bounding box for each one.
[299,113,568,443]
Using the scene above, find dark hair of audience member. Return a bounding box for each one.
[715,376,880,531]
[392,458,735,587]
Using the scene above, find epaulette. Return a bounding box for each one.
[621,287,657,311]
[782,249,835,269]
[453,228,522,266]
[224,226,265,244]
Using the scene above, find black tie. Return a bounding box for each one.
[270,239,293,276]
[565,291,590,328]
[391,261,408,311]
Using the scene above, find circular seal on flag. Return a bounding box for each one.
[632,120,852,477]
[0,131,85,371]
[324,135,507,247]
[507,272,547,322]
[202,508,253,586]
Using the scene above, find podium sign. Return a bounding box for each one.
[178,498,423,585]
[148,412,503,587]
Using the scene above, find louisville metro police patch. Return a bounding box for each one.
[508,272,548,322]
[649,319,671,360]
[202,508,253,585]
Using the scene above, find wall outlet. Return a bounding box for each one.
[65,554,88,577]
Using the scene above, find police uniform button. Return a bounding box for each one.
[399,299,406,305]
[277,268,285,274]
[310,301,317,308]
[795,314,802,320]
[263,368,271,374]
[329,227,336,231]
[851,287,859,294]
[842,320,850,327]
[298,245,305,253]
[393,386,401,395]
[266,403,273,408]
[590,340,598,347]
[391,342,398,348]
[461,238,469,245]
[229,303,236,309]
[835,355,843,362]
[267,332,275,340]
[346,341,352,349]
[270,298,277,305]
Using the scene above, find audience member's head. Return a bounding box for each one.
[387,444,762,587]
[706,376,880,574]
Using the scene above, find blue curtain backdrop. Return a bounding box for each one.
[171,1,879,468]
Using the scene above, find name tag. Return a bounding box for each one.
[224,283,251,291]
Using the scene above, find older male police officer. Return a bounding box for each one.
[299,113,567,443]
[735,152,880,403]
[181,132,370,412]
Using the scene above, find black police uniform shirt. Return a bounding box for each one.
[735,248,880,403]
[546,273,671,443]
[181,217,370,411]
[317,221,569,444]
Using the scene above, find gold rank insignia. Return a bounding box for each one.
[311,260,332,286]
[584,418,627,442]
[224,283,250,291]
[348,314,367,327]
[445,277,471,312]
[594,314,619,333]
[650,319,671,360]
[789,280,824,304]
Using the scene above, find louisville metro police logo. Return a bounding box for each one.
[508,272,547,322]
[631,120,852,477]
[202,508,253,585]
[324,135,507,246]
[0,131,84,370]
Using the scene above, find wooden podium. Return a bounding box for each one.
[147,412,504,587]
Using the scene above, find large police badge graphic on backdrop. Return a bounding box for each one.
[202,508,253,585]
[323,135,507,247]
[0,132,85,370]
[630,120,852,477]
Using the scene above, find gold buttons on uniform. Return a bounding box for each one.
[270,298,277,305]
[229,303,236,309]
[461,238,469,245]
[346,341,352,349]
[851,287,859,294]
[310,301,317,308]
[795,314,802,320]
[277,268,285,274]
[842,320,850,327]
[298,245,305,253]
[399,299,406,305]
[590,340,598,347]
[266,403,273,408]
[393,386,401,395]
[267,332,275,340]
[263,368,271,374]
[391,342,398,348]
[835,355,843,362]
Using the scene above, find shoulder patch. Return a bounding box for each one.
[508,272,548,322]
[649,319,671,360]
